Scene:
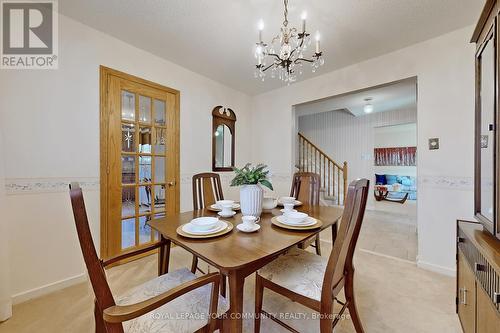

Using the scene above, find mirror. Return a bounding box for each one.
[215,124,233,168]
[212,106,236,171]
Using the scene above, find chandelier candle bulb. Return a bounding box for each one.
[315,32,320,53]
[301,11,307,32]
[258,19,264,42]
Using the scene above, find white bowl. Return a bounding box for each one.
[190,217,219,231]
[284,211,308,224]
[280,196,296,205]
[262,197,278,210]
[216,200,235,208]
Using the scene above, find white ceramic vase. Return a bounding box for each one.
[240,184,263,217]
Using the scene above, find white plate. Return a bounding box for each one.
[218,211,236,218]
[210,203,241,210]
[236,223,260,233]
[280,208,297,213]
[182,221,227,235]
[277,215,317,227]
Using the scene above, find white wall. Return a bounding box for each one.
[252,26,476,275]
[0,15,252,302]
[0,130,12,321]
[298,107,417,207]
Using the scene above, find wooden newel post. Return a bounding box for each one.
[343,161,348,203]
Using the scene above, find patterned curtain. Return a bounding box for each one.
[374,147,417,166]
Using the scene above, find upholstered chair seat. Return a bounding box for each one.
[116,268,229,333]
[257,247,327,301]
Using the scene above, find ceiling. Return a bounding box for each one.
[295,77,417,117]
[59,0,484,95]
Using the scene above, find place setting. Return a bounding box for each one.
[176,216,233,239]
[271,197,322,230]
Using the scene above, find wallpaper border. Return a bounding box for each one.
[5,174,471,194]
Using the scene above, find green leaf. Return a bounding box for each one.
[259,179,274,191]
[230,163,273,189]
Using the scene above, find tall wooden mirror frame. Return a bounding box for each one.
[212,106,236,172]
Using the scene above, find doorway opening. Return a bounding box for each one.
[293,77,418,262]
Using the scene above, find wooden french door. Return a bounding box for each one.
[100,66,179,260]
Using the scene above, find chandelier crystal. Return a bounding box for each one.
[254,0,324,84]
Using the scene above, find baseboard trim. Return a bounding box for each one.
[322,239,455,277]
[417,260,456,277]
[0,299,12,322]
[358,248,417,265]
[11,273,87,305]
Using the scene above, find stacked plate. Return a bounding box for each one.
[277,212,317,227]
[180,217,229,236]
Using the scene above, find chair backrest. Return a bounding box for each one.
[69,183,124,333]
[321,179,369,302]
[192,172,224,210]
[290,172,321,206]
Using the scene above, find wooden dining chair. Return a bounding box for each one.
[255,178,370,333]
[290,172,322,255]
[192,172,226,295]
[69,182,227,333]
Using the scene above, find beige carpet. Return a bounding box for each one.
[355,209,418,262]
[0,240,460,333]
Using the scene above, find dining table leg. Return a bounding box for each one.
[225,271,245,333]
[158,237,170,275]
[331,220,338,245]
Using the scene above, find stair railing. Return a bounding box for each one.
[297,133,347,205]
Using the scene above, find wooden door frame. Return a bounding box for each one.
[99,66,180,259]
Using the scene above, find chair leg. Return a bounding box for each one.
[94,301,106,333]
[191,255,199,274]
[345,270,364,333]
[315,234,322,256]
[254,274,264,333]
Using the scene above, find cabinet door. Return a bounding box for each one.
[476,284,500,333]
[474,17,497,235]
[458,252,476,333]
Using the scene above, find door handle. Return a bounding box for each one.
[167,180,176,187]
[459,287,467,305]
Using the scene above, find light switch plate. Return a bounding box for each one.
[429,138,439,150]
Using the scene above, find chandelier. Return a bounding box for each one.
[254,0,324,84]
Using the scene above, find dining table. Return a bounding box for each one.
[148,204,343,333]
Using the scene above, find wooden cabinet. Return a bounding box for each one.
[457,221,500,333]
[457,252,476,333]
[477,285,500,333]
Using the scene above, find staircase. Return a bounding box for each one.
[297,133,347,206]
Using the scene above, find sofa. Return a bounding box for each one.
[375,174,417,200]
